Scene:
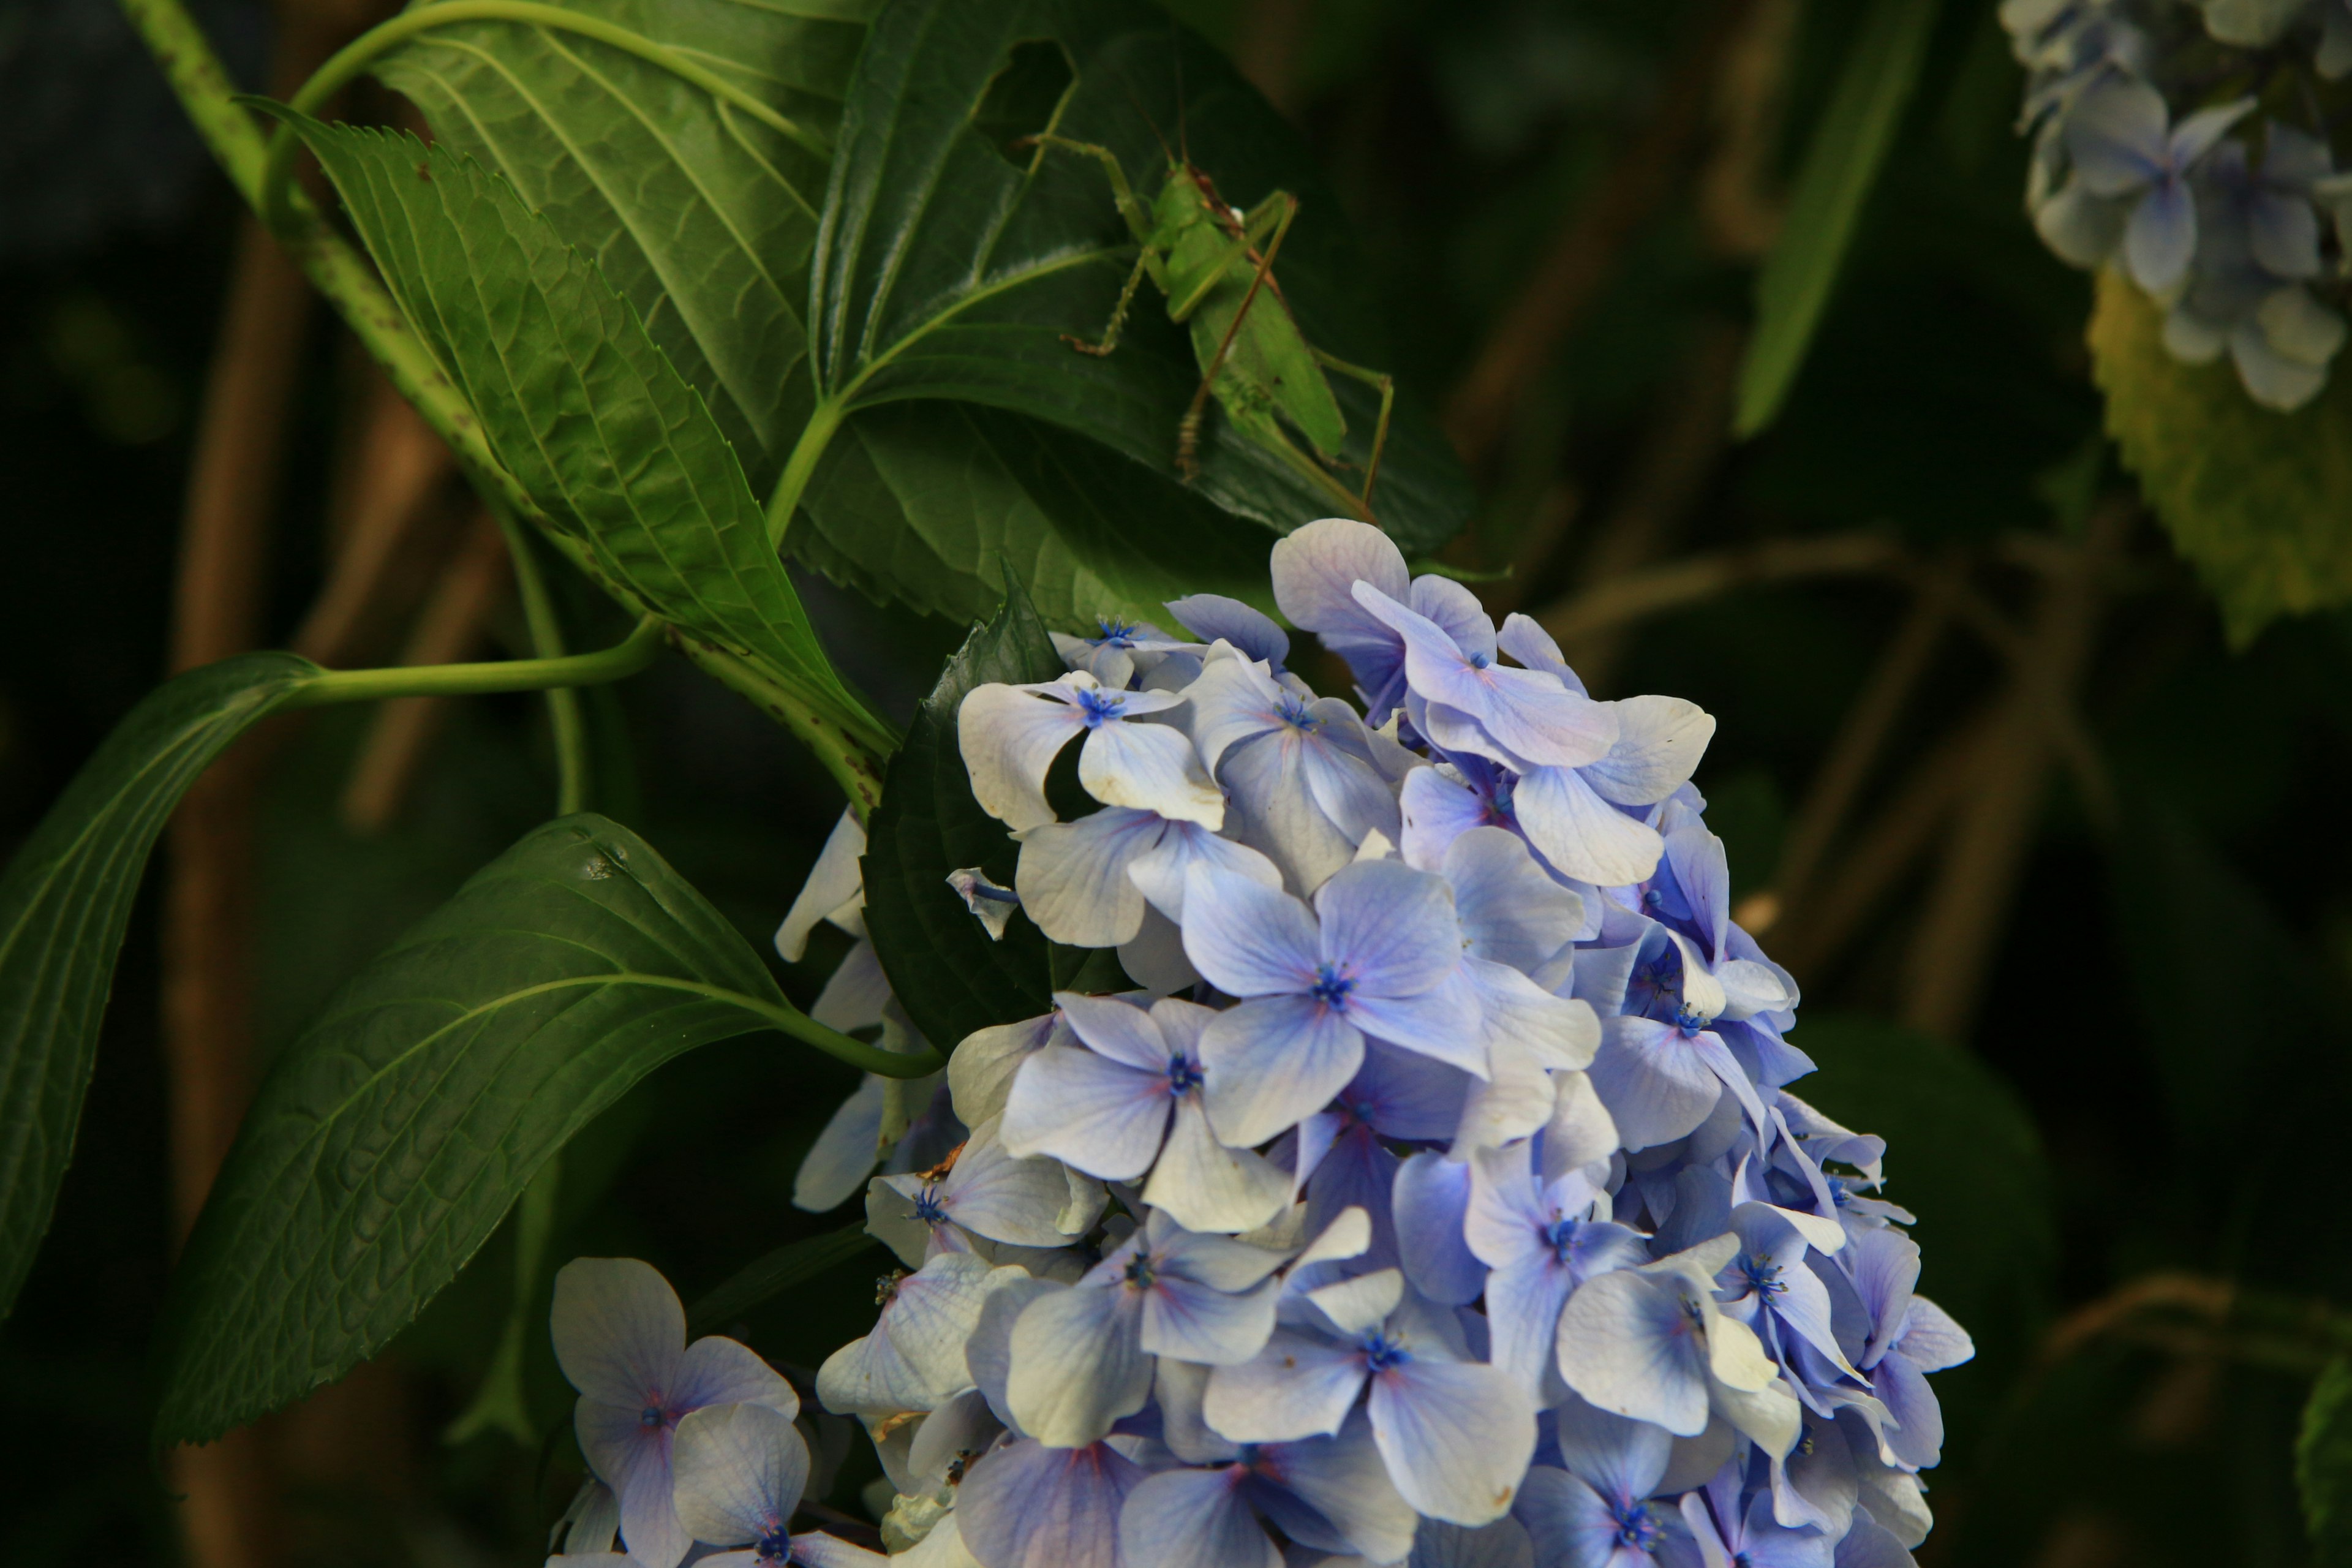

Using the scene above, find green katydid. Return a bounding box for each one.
[1020,132,1395,523]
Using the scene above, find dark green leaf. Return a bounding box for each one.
[805,0,1468,554]
[687,1223,880,1335]
[861,584,1066,1050]
[0,653,320,1323]
[2090,270,2352,646]
[2302,1356,2352,1567]
[799,402,1279,628]
[153,815,801,1446]
[272,112,881,744]
[1789,1013,2053,1359]
[1734,0,1940,437]
[371,0,870,485]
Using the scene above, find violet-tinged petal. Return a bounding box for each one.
[1586,1018,1725,1152]
[1898,1297,1975,1373]
[1400,764,1496,870]
[1145,1096,1292,1233]
[1512,1465,1642,1568]
[1516,766,1665,888]
[1368,1356,1537,1525]
[1268,1409,1422,1564]
[1057,992,1172,1072]
[1354,584,1616,768]
[1272,518,1412,640]
[959,1439,1143,1568]
[2064,76,2165,195]
[1316,858,1464,997]
[1144,1271,1283,1364]
[2125,176,2196,292]
[1395,1152,1487,1305]
[671,1335,799,1423]
[1000,1044,1169,1181]
[1079,715,1224,827]
[1555,1269,1711,1436]
[1200,994,1366,1147]
[790,1534,894,1568]
[1167,593,1291,668]
[671,1403,806,1545]
[1221,723,1363,895]
[575,1401,687,1568]
[1204,1329,1369,1442]
[1485,1252,1575,1392]
[1831,1514,1917,1568]
[1181,864,1322,997]
[959,685,1088,831]
[1580,697,1715,807]
[1551,1396,1674,1502]
[553,1258,685,1411]
[1445,827,1585,973]
[1412,1519,1538,1568]
[793,1076,888,1213]
[1120,1466,1280,1568]
[812,938,890,1033]
[1348,970,1490,1077]
[1412,574,1501,661]
[777,809,866,961]
[1127,821,1282,922]
[1005,1281,1152,1445]
[1015,807,1165,946]
[938,1116,1105,1247]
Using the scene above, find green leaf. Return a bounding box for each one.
[153,815,809,1446]
[1787,1014,2053,1358]
[2090,270,2352,646]
[861,583,1069,1050]
[807,0,1469,555]
[0,653,320,1323]
[686,1221,879,1335]
[1733,0,1940,437]
[370,0,871,485]
[799,402,1279,628]
[2301,1355,2352,1567]
[272,112,883,745]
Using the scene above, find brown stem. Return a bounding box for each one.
[1696,0,1800,258]
[1231,0,1317,117]
[1896,505,2127,1041]
[1442,0,1752,465]
[1531,529,1905,650]
[339,511,514,834]
[294,364,462,665]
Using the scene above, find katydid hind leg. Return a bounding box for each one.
[1068,247,1152,357]
[1178,192,1299,481]
[1311,347,1396,510]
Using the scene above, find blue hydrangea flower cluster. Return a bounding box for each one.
[546,520,1970,1568]
[2005,0,2352,408]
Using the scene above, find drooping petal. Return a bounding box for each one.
[1272,518,1412,646]
[1005,1283,1152,1446]
[1394,1152,1487,1305]
[943,1117,1106,1248]
[1145,1096,1293,1234]
[1167,594,1292,668]
[574,1404,684,1568]
[1200,996,1366,1147]
[958,1439,1144,1568]
[1555,1270,1712,1436]
[1367,1357,1537,1524]
[999,1044,1169,1181]
[1080,717,1224,827]
[1181,864,1322,997]
[777,809,867,961]
[553,1258,685,1411]
[1120,1466,1280,1568]
[1515,767,1666,888]
[793,1077,889,1213]
[671,1403,807,1545]
[950,1012,1065,1128]
[1579,696,1716,807]
[1016,807,1166,946]
[960,685,1087,831]
[812,939,891,1032]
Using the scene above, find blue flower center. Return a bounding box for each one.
[1123,1248,1158,1291]
[1077,687,1127,726]
[756,1525,794,1562]
[1276,692,1322,733]
[1673,1002,1708,1038]
[1362,1332,1409,1373]
[1093,617,1138,647]
[1166,1055,1204,1095]
[913,1186,950,1225]
[1310,963,1355,1009]
[1612,1502,1665,1552]
[639,1404,665,1428]
[1736,1255,1785,1297]
[1826,1176,1852,1208]
[1468,652,1491,669]
[1544,1217,1583,1264]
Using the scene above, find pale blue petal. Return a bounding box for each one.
[1354,586,1615,768]
[1495,614,1586,693]
[1016,808,1164,946]
[2168,97,2257,165]
[1081,719,1224,827]
[2125,179,2196,292]
[1579,697,1715,808]
[1203,1329,1369,1442]
[1120,1466,1280,1568]
[2250,190,2322,277]
[1513,1466,1636,1568]
[1463,1139,1547,1268]
[965,1274,1061,1429]
[671,1337,798,1423]
[1006,1283,1152,1446]
[1395,1152,1487,1305]
[1144,1273,1283,1365]
[1144,1096,1293,1233]
[1181,865,1322,997]
[1348,968,1490,1076]
[793,1078,888,1213]
[959,1439,1143,1568]
[1299,715,1405,845]
[671,1403,805,1545]
[1167,594,1292,668]
[1870,1352,1944,1470]
[1587,1019,1725,1151]
[959,684,1087,831]
[1368,1358,1538,1523]
[1316,858,1464,997]
[2231,317,2331,409]
[1401,764,1499,872]
[554,1258,685,1410]
[1267,1410,1422,1563]
[1223,724,1360,895]
[1354,1039,1474,1140]
[1150,1207,1292,1291]
[1411,574,1501,662]
[1484,1251,1574,1390]
[2064,77,2165,195]
[1411,1518,1537,1568]
[1128,821,1283,923]
[1664,829,1731,962]
[1057,992,1173,1072]
[1517,767,1665,888]
[942,1118,1104,1247]
[1830,1515,1916,1568]
[790,1533,895,1568]
[1272,518,1412,646]
[1446,827,1585,973]
[1551,1396,1673,1507]
[575,1401,684,1568]
[1202,995,1367,1147]
[1898,1297,1975,1373]
[1000,1044,1169,1181]
[1185,654,1289,774]
[1556,1270,1712,1436]
[776,808,865,961]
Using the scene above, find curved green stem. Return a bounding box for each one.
[286,614,665,709]
[764,397,845,549]
[260,0,829,233]
[491,505,592,815]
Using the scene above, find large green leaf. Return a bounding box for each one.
[2090,270,2352,646]
[2302,1356,2352,1568]
[371,0,870,485]
[806,0,1469,554]
[0,654,320,1324]
[1733,0,1940,437]
[153,815,812,1446]
[274,113,882,744]
[800,401,1276,628]
[861,583,1073,1050]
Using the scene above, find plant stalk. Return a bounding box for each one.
[285,615,666,708]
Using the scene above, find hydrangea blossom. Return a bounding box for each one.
[560,519,1972,1568]
[2004,0,2352,408]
